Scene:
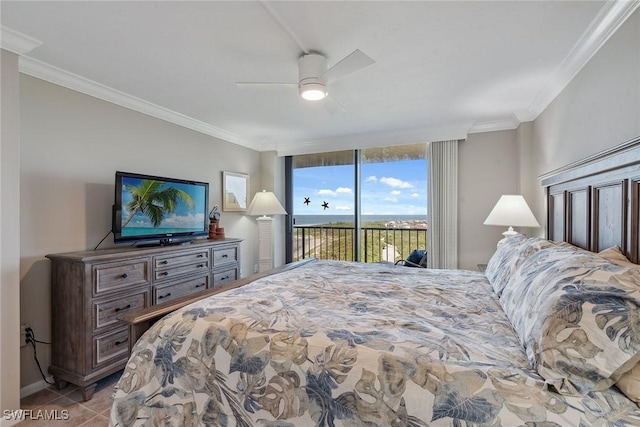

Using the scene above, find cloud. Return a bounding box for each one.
[317,187,353,197]
[164,213,205,227]
[380,177,413,189]
[384,197,399,203]
[335,205,351,211]
[411,192,420,198]
[391,190,401,196]
[365,176,378,183]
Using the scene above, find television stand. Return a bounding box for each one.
[46,238,241,400]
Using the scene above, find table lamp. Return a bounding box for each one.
[246,190,287,272]
[484,195,539,247]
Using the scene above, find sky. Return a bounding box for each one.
[293,159,428,216]
[121,177,207,229]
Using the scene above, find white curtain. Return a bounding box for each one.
[427,140,458,269]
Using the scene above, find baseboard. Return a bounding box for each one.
[19,376,54,398]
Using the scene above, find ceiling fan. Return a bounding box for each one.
[236,49,375,109]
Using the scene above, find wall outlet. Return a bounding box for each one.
[20,323,29,348]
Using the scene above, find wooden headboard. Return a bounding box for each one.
[540,136,640,264]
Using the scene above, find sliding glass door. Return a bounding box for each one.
[286,143,427,263]
[360,146,428,262]
[289,150,356,261]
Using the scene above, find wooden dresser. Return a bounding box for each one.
[46,238,241,401]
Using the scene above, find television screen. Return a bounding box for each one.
[113,171,209,245]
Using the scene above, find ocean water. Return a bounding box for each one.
[121,227,204,236]
[293,214,427,226]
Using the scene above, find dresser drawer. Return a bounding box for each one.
[212,246,238,266]
[93,327,129,368]
[153,274,209,304]
[93,259,150,295]
[154,250,208,269]
[93,290,149,333]
[155,261,209,281]
[213,267,238,285]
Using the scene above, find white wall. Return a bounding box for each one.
[524,9,640,226]
[458,130,523,270]
[1,49,22,426]
[19,75,262,389]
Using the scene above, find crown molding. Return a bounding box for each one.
[521,0,640,122]
[468,114,521,134]
[1,26,43,55]
[18,55,260,151]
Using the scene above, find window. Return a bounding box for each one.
[286,144,428,263]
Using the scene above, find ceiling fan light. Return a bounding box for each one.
[300,83,327,101]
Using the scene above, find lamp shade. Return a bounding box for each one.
[246,190,287,216]
[483,195,539,227]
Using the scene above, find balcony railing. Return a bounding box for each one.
[293,225,428,263]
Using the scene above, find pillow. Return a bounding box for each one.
[599,246,638,269]
[499,244,580,350]
[617,361,640,403]
[484,234,555,296]
[598,247,640,402]
[500,244,640,395]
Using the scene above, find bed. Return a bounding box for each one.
[110,137,640,426]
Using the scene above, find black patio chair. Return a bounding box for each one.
[395,249,428,268]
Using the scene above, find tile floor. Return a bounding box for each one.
[16,371,121,426]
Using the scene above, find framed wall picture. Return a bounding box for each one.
[222,171,249,212]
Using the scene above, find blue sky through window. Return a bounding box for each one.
[293,159,428,216]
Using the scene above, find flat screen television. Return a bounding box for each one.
[113,171,209,245]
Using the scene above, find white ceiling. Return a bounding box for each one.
[1,1,637,155]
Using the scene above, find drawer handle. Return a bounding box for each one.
[158,293,171,300]
[195,283,205,288]
[120,273,128,279]
[114,304,131,313]
[197,254,204,258]
[114,340,127,346]
[160,260,168,265]
[222,275,230,281]
[161,272,169,276]
[222,254,229,258]
[197,264,205,268]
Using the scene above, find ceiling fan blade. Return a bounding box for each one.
[323,49,375,83]
[323,94,346,115]
[235,82,297,88]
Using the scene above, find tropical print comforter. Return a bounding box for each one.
[109,260,640,426]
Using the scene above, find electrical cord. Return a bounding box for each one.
[25,327,51,344]
[25,327,55,385]
[94,229,113,250]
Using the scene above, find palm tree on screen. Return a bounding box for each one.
[121,180,194,229]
